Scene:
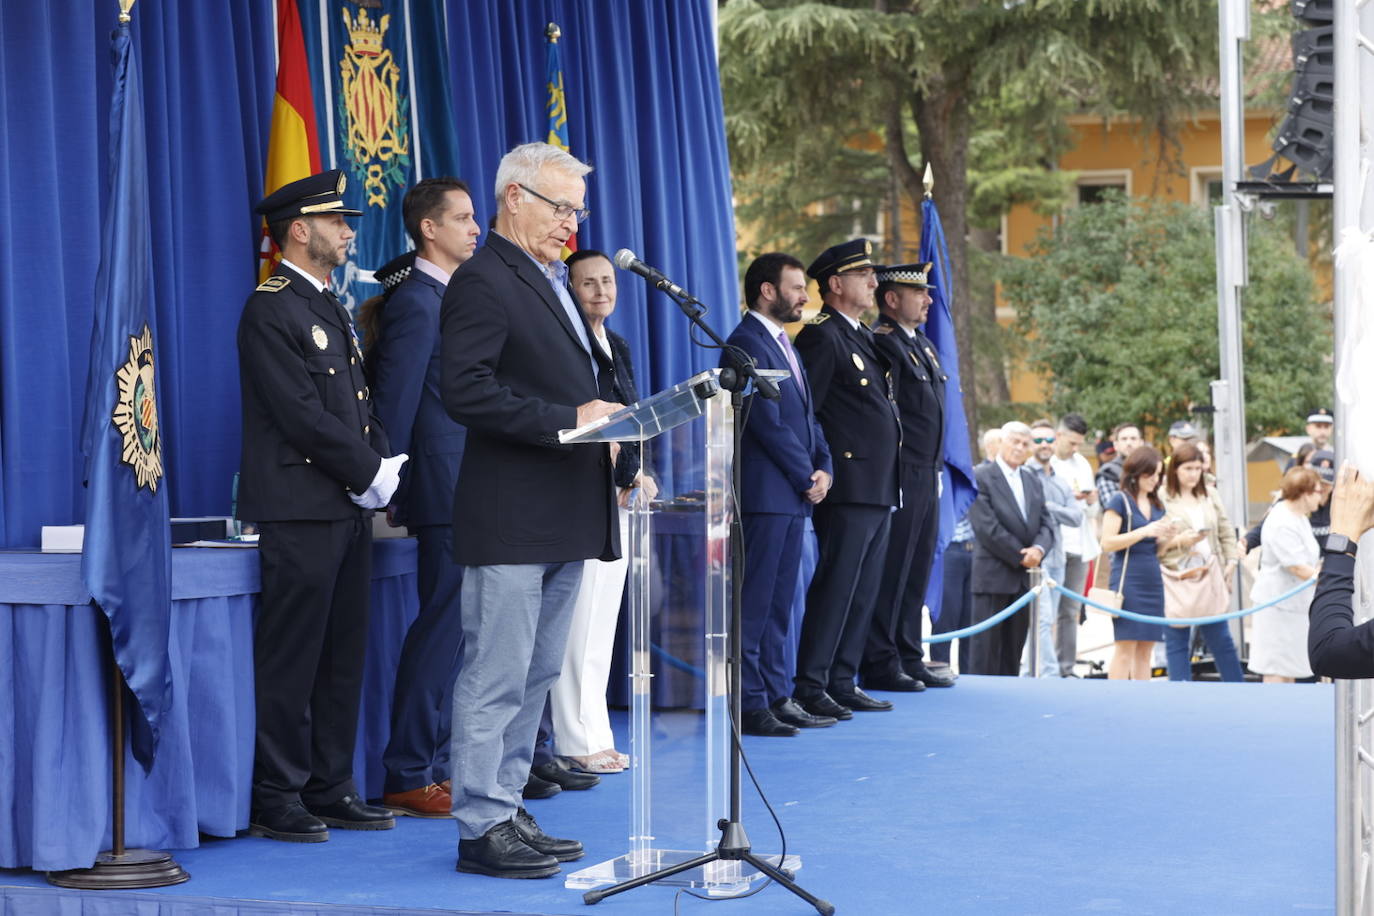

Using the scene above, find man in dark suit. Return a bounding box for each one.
[724,252,836,737]
[967,421,1056,676]
[440,142,621,879]
[791,239,902,718]
[366,178,480,818]
[861,264,957,692]
[237,170,406,842]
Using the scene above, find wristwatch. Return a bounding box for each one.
[1324,533,1358,558]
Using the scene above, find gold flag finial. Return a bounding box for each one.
[546,22,561,43]
[119,0,136,23]
[923,162,934,199]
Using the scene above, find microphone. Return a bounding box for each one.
[613,249,694,301]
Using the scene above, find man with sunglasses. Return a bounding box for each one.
[1019,420,1081,677]
[440,142,621,879]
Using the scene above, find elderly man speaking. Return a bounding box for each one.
[440,142,621,879]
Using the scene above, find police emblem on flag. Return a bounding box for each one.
[111,323,164,492]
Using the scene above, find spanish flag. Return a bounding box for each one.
[259,0,322,281]
[545,22,576,257]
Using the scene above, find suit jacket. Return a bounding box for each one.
[236,263,389,522]
[440,232,618,566]
[871,314,945,470]
[792,304,900,507]
[723,312,832,516]
[968,459,1056,595]
[369,269,465,528]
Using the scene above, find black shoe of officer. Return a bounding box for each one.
[907,663,958,687]
[741,708,800,737]
[305,793,396,830]
[531,758,600,791]
[771,697,837,728]
[457,819,560,879]
[522,772,562,800]
[512,807,584,862]
[862,669,925,692]
[794,692,853,721]
[832,686,893,711]
[248,801,329,843]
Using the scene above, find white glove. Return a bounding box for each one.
[350,453,408,509]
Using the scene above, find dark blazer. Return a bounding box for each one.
[871,314,945,468]
[724,312,832,516]
[440,232,618,566]
[603,328,642,489]
[369,268,465,528]
[236,262,389,522]
[968,459,1056,595]
[792,304,900,507]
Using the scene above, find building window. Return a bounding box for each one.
[1072,169,1133,207]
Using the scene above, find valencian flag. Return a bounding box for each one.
[259,0,322,282]
[297,0,461,308]
[546,22,577,255]
[80,10,172,771]
[919,194,979,622]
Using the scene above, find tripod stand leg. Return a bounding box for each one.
[582,850,719,905]
[741,851,834,915]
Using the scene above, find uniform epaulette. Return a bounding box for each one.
[872,324,894,335]
[256,276,290,293]
[806,312,830,326]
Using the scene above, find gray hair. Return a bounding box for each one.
[493,142,592,210]
[1001,420,1032,438]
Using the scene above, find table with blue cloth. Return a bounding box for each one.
[0,539,419,873]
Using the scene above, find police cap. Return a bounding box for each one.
[807,238,875,284]
[255,169,362,224]
[875,261,937,290]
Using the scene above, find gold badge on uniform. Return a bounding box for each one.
[311,324,329,351]
[851,353,865,371]
[925,346,941,369]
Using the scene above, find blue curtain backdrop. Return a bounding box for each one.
[0,0,737,549]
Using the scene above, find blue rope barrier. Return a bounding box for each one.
[649,642,706,678]
[1052,575,1317,627]
[924,587,1041,644]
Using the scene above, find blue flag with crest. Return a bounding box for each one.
[79,15,173,771]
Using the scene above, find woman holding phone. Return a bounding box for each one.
[1159,442,1244,681]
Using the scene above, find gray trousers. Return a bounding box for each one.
[1056,554,1090,676]
[450,561,584,839]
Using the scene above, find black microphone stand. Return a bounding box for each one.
[583,284,832,915]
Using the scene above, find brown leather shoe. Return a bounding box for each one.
[382,783,452,818]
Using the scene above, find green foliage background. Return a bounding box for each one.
[1003,194,1331,438]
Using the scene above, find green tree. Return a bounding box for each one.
[1003,193,1331,438]
[719,0,1224,448]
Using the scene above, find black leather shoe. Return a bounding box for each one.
[249,801,329,843]
[832,687,893,711]
[771,697,837,728]
[522,772,562,800]
[794,692,852,721]
[907,664,958,688]
[306,793,396,830]
[862,670,925,692]
[512,808,584,862]
[531,759,600,791]
[457,819,560,879]
[740,708,800,737]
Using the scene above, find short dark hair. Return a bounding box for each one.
[1120,445,1164,511]
[743,252,805,310]
[267,216,298,250]
[1112,422,1141,441]
[1029,417,1055,431]
[565,248,611,273]
[1059,412,1088,436]
[402,177,471,248]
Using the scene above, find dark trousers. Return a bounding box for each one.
[382,524,465,793]
[794,503,891,698]
[930,541,974,665]
[968,590,1029,676]
[740,513,806,711]
[253,514,371,810]
[862,466,939,678]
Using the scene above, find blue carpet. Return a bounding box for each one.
[0,677,1334,914]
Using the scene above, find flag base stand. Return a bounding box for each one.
[47,610,190,890]
[47,848,189,890]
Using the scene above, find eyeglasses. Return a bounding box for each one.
[519,183,590,224]
[1031,436,1055,444]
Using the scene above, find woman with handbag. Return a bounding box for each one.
[1158,443,1244,681]
[1249,466,1324,683]
[1099,446,1179,680]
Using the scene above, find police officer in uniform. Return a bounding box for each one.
[791,239,902,718]
[860,264,958,692]
[237,170,408,842]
